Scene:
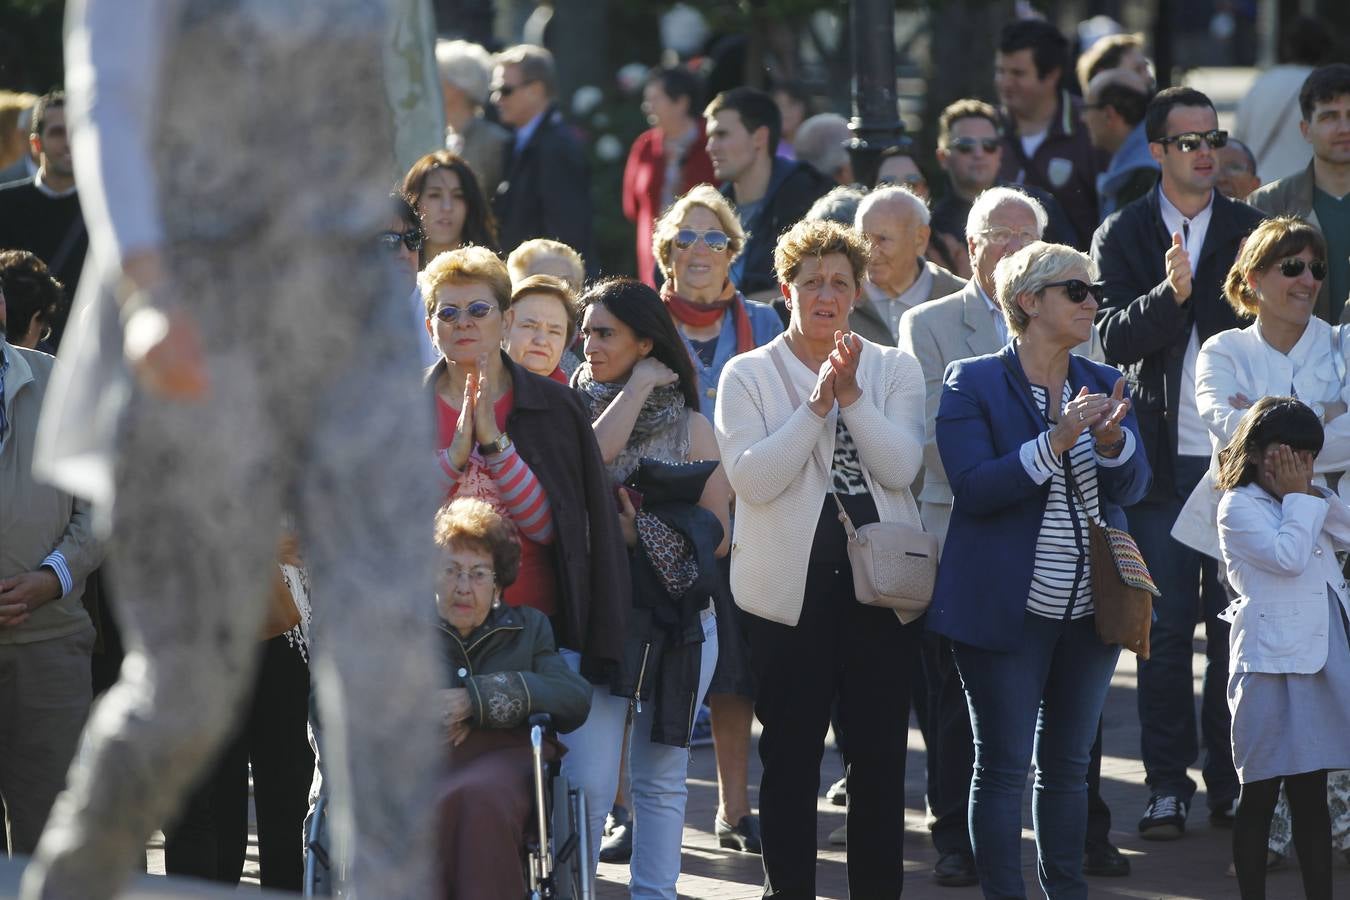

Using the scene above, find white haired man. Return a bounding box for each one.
[435,38,510,196]
[850,186,965,347]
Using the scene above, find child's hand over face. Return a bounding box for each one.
[1261,444,1316,499]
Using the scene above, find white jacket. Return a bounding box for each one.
[714,334,924,626]
[1218,483,1350,675]
[1172,320,1350,558]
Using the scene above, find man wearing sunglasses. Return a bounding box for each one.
[1093,85,1265,842]
[929,99,1074,279]
[1083,68,1159,221]
[1248,63,1350,324]
[489,44,593,272]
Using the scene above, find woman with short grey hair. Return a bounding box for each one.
[929,240,1151,897]
[434,38,509,195]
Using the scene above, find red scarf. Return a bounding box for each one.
[660,280,756,356]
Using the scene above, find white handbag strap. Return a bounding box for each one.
[769,342,858,539]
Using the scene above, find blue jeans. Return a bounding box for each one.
[955,614,1120,900]
[560,611,718,900]
[1126,454,1237,810]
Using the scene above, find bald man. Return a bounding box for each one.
[851,186,965,346]
[1083,67,1159,220]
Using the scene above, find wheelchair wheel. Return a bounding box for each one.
[548,773,594,900]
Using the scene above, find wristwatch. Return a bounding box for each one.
[478,433,512,456]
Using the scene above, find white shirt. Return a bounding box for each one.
[1020,130,1048,160]
[978,282,1009,346]
[1158,186,1216,458]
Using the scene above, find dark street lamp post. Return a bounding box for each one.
[847,0,905,187]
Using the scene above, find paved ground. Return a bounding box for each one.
[9,626,1346,898]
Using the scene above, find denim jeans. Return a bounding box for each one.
[955,614,1120,900]
[560,611,718,899]
[1126,454,1237,810]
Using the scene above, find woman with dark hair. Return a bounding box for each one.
[622,66,715,287]
[565,277,731,897]
[401,150,499,265]
[1215,396,1350,900]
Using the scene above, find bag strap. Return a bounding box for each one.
[996,351,1106,528]
[769,342,859,539]
[1333,323,1347,386]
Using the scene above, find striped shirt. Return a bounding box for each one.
[1017,382,1135,621]
[436,445,555,545]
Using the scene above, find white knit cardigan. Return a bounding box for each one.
[714,334,926,626]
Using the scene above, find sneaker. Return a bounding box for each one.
[1138,794,1188,840]
[690,704,714,747]
[1209,798,1238,827]
[598,806,632,863]
[933,851,979,886]
[826,776,848,807]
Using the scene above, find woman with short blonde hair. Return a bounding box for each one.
[506,238,585,292]
[930,240,1149,897]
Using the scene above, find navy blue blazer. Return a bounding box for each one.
[927,344,1152,651]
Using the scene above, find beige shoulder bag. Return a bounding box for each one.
[769,343,937,622]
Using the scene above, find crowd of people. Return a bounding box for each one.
[1,5,1349,900]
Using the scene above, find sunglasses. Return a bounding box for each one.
[378,228,424,253]
[948,137,1001,154]
[433,301,496,323]
[1156,130,1228,153]
[1042,279,1107,303]
[1276,258,1328,280]
[491,78,535,100]
[673,228,730,253]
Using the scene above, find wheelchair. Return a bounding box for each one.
[301,713,593,899]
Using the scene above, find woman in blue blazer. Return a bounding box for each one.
[930,242,1151,899]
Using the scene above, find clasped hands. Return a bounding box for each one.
[441,687,473,747]
[446,355,507,471]
[807,331,864,417]
[1049,378,1131,457]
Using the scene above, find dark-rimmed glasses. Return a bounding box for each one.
[673,228,730,253]
[1276,258,1328,280]
[378,228,424,253]
[433,301,497,323]
[1041,279,1107,303]
[1155,130,1228,153]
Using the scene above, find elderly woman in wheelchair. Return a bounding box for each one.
[435,497,592,899]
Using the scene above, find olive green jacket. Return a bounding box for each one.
[440,604,591,734]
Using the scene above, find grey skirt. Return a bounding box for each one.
[1229,586,1350,784]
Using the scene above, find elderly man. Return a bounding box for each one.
[851,186,964,346]
[897,186,1116,885]
[490,44,593,266]
[1215,138,1260,202]
[435,39,510,196]
[1083,68,1159,220]
[0,280,102,858]
[793,113,854,185]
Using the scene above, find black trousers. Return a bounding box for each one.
[164,634,314,891]
[748,496,918,899]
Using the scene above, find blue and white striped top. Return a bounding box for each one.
[1017,381,1136,621]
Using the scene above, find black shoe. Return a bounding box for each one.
[598,806,632,863]
[1083,842,1131,877]
[826,776,848,807]
[933,851,978,887]
[715,814,762,854]
[1209,798,1237,828]
[1138,794,1188,841]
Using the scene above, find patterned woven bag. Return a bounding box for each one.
[1069,474,1158,659]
